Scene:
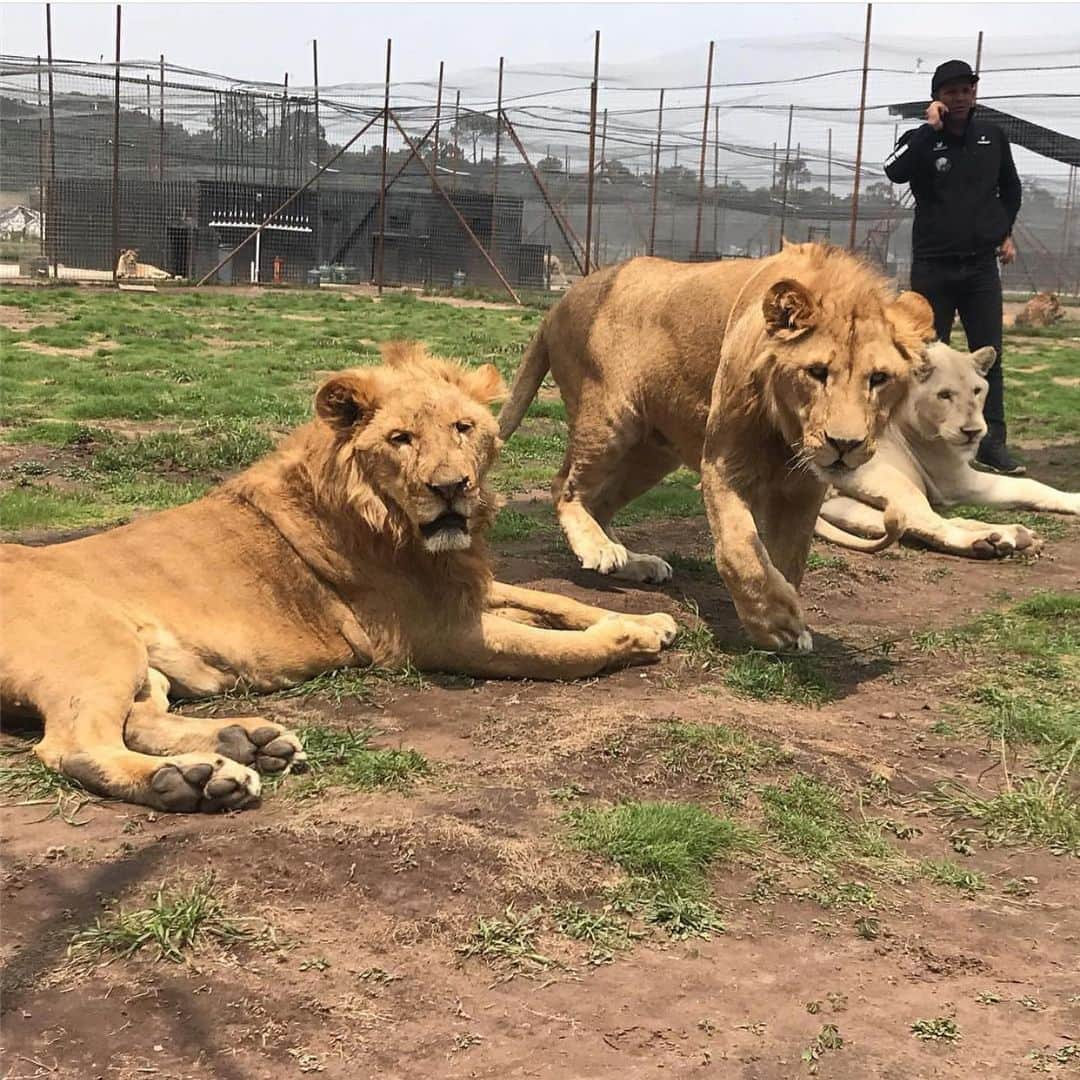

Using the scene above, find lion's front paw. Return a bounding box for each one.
[149,754,261,813]
[968,523,1040,559]
[738,577,812,653]
[215,722,308,775]
[580,541,629,575]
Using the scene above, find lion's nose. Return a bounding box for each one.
[826,436,865,458]
[428,478,468,503]
[961,427,982,443]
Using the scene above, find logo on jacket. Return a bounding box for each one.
[932,141,946,150]
[934,156,951,173]
[977,136,991,145]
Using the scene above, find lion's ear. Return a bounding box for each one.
[970,346,997,376]
[463,363,506,404]
[315,370,379,433]
[762,279,818,340]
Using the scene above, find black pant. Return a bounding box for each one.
[910,254,1004,427]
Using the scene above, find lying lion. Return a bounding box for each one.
[498,242,934,650]
[116,248,171,280]
[0,343,676,813]
[1013,292,1064,329]
[816,341,1080,557]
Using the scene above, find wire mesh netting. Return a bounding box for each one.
[1,39,1077,296]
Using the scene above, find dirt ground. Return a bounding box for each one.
[3,481,1079,1079]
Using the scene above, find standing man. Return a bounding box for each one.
[885,59,1024,475]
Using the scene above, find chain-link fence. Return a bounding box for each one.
[1,41,1077,297]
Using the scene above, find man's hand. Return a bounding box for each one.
[998,235,1017,265]
[925,101,948,130]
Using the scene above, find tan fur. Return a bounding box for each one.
[0,343,677,813]
[116,248,171,280]
[1014,292,1064,329]
[499,242,934,650]
[817,340,1080,558]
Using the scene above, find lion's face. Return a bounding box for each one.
[315,344,504,553]
[757,279,935,481]
[906,341,996,456]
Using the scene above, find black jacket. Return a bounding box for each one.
[884,113,1022,259]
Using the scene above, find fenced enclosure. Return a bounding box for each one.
[1,23,1078,297]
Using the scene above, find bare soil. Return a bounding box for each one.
[3,484,1079,1078]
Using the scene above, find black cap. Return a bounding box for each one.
[932,59,979,97]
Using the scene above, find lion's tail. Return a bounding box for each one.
[813,503,906,554]
[498,328,550,440]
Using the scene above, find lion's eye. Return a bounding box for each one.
[806,365,829,383]
[389,431,412,446]
[455,421,474,435]
[869,371,889,388]
[937,390,953,401]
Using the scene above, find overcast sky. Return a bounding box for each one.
[3,2,1078,189]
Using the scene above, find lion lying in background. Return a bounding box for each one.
[116,248,172,280]
[816,341,1080,557]
[1012,292,1064,329]
[498,242,934,650]
[0,343,675,813]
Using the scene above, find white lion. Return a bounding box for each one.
[816,341,1080,558]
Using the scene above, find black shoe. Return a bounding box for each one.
[974,439,1026,476]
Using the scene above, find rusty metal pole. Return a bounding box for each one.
[45,5,57,277]
[158,55,165,181]
[377,39,391,294]
[849,2,873,252]
[778,105,793,247]
[145,75,152,178]
[974,30,984,75]
[693,40,715,259]
[490,57,504,269]
[594,107,608,268]
[648,89,664,257]
[583,30,600,275]
[826,127,833,238]
[433,60,444,185]
[111,4,121,283]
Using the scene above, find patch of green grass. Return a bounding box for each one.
[806,550,850,573]
[931,775,1080,856]
[488,507,550,542]
[68,876,255,963]
[567,801,755,889]
[294,724,430,793]
[919,858,987,894]
[552,903,637,959]
[456,906,553,973]
[910,1016,960,1042]
[0,750,96,823]
[1001,337,1080,441]
[760,775,892,863]
[91,421,275,476]
[642,889,727,939]
[0,421,101,446]
[612,470,703,525]
[724,652,836,706]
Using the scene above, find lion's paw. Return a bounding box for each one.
[149,754,261,813]
[631,612,679,647]
[967,524,1039,559]
[611,553,673,584]
[588,615,665,667]
[580,541,629,575]
[215,722,309,775]
[738,577,811,653]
